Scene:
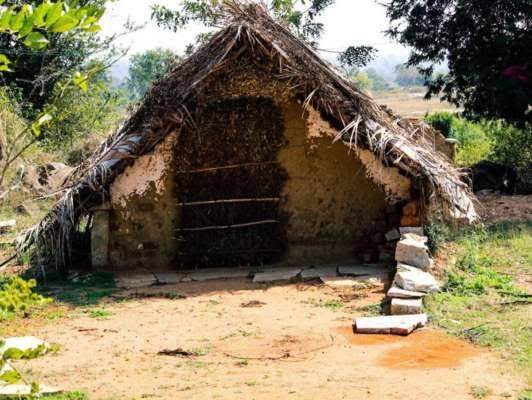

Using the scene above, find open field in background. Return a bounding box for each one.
[373,89,458,118]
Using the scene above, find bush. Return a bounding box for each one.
[0,276,52,320]
[425,112,492,166]
[484,120,532,176]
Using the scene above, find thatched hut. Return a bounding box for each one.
[19,3,477,274]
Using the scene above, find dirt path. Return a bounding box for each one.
[18,280,525,399]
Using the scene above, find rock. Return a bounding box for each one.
[395,236,431,270]
[43,162,74,192]
[387,285,426,299]
[189,268,251,282]
[394,264,440,293]
[320,275,385,288]
[402,232,428,243]
[115,274,157,289]
[300,265,337,280]
[153,272,185,284]
[338,264,390,277]
[252,268,301,283]
[0,384,60,396]
[0,220,16,235]
[385,228,400,242]
[354,314,427,335]
[0,337,49,356]
[390,298,423,315]
[399,227,424,237]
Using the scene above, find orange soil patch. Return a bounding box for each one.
[338,326,482,369]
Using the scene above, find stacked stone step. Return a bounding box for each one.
[386,227,440,315]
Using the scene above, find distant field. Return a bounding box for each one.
[373,90,458,118]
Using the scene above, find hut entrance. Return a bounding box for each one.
[174,97,288,269]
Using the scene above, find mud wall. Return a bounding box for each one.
[103,57,413,270]
[108,132,179,270]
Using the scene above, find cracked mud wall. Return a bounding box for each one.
[108,132,179,270]
[102,58,413,270]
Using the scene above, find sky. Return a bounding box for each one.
[99,0,409,60]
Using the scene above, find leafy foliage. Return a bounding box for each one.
[0,0,115,112]
[126,48,179,101]
[337,46,376,69]
[425,111,492,166]
[483,120,532,176]
[0,275,52,320]
[385,0,532,124]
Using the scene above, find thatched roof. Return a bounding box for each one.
[18,1,478,270]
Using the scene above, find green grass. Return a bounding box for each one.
[302,298,345,311]
[87,308,112,319]
[425,221,532,383]
[0,276,52,321]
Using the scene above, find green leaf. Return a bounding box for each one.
[22,31,49,49]
[83,23,100,32]
[0,369,21,384]
[33,2,50,27]
[73,71,88,92]
[10,7,28,31]
[44,1,63,27]
[31,112,53,136]
[0,53,11,71]
[50,14,78,32]
[18,14,34,37]
[0,8,13,31]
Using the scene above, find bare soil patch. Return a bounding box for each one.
[477,193,532,224]
[13,280,526,399]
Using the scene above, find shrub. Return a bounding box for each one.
[484,120,532,175]
[0,275,52,320]
[425,112,492,166]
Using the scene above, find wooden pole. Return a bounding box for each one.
[179,220,279,232]
[177,197,280,206]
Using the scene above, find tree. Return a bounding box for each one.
[394,64,424,88]
[151,0,376,69]
[125,48,179,101]
[0,0,114,112]
[384,0,532,124]
[350,70,372,91]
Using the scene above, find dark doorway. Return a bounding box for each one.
[174,97,288,269]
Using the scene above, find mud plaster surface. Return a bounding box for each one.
[104,58,412,270]
[109,132,179,270]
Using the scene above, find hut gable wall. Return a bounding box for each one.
[105,56,412,270]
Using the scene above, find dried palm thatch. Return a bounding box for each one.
[17,1,478,272]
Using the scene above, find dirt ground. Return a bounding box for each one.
[15,279,526,400]
[477,193,532,224]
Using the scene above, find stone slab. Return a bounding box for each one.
[385,229,401,242]
[390,298,423,315]
[300,266,338,280]
[0,337,49,356]
[115,274,157,289]
[189,268,252,282]
[354,314,427,335]
[395,237,431,270]
[320,275,385,288]
[252,268,302,283]
[399,227,424,236]
[387,285,426,299]
[338,264,390,277]
[153,272,185,285]
[0,384,59,396]
[394,264,440,293]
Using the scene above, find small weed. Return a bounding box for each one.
[0,276,52,321]
[470,385,492,399]
[355,303,383,316]
[303,298,345,311]
[236,359,249,366]
[245,381,258,387]
[518,390,532,400]
[87,309,112,319]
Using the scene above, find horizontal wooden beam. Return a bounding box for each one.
[179,220,279,232]
[177,197,280,206]
[176,161,279,174]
